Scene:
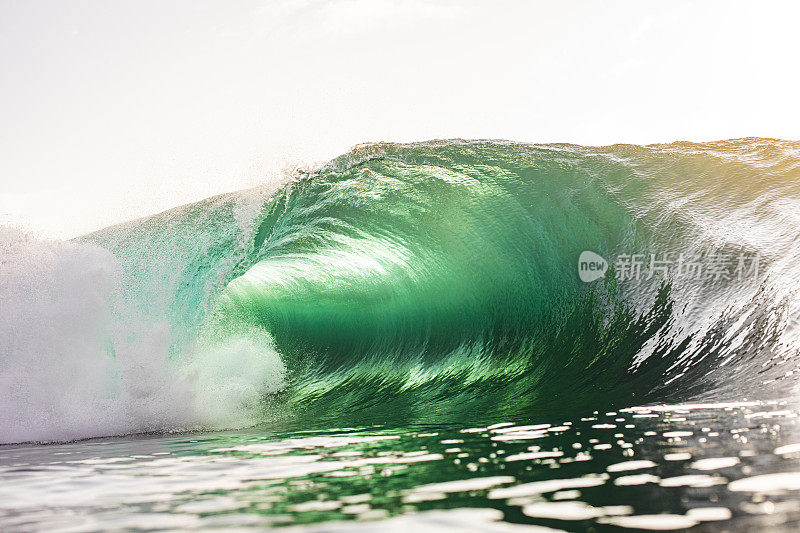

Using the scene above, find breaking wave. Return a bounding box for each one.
[2,138,800,443]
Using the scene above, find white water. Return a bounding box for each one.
[0,227,285,444]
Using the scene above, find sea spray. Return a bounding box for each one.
[0,227,285,443]
[3,139,800,443]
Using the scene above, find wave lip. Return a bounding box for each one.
[3,138,800,442]
[217,139,800,423]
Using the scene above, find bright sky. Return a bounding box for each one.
[2,0,799,238]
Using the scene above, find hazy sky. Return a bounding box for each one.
[2,0,799,238]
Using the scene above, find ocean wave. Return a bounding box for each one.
[3,139,799,443]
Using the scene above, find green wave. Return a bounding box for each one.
[88,139,800,428]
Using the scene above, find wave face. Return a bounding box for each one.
[3,139,800,443]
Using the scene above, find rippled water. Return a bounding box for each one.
[4,140,800,530]
[4,401,800,531]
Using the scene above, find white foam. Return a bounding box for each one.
[0,227,285,444]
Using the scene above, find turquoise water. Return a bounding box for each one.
[2,139,800,530]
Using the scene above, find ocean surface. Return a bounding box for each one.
[2,139,800,531]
